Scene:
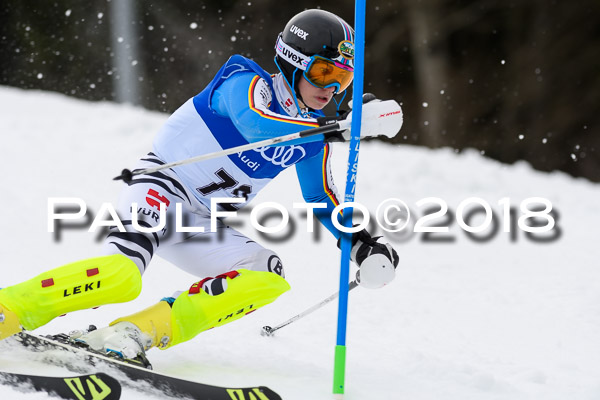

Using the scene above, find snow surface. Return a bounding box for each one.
[0,86,599,399]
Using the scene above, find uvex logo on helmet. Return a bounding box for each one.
[281,47,305,67]
[289,24,309,40]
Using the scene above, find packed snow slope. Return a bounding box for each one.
[0,86,599,399]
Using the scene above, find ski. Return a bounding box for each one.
[12,331,282,400]
[0,370,121,400]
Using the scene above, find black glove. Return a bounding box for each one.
[348,92,378,109]
[319,93,380,142]
[318,111,349,142]
[337,229,399,269]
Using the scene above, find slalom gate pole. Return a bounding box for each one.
[333,1,366,398]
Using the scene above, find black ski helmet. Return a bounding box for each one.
[274,9,355,97]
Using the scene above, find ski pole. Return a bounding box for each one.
[113,121,349,183]
[113,100,402,183]
[261,280,359,337]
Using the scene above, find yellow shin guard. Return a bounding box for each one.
[0,254,142,335]
[127,269,289,349]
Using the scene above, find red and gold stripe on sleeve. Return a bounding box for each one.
[322,143,341,211]
[247,75,319,127]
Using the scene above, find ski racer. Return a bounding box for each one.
[0,9,399,361]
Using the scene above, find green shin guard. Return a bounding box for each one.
[169,269,290,347]
[0,254,142,331]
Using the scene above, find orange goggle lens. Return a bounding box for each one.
[304,56,354,92]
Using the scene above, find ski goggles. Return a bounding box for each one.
[276,36,354,93]
[303,56,354,93]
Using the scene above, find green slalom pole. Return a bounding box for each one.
[333,0,366,397]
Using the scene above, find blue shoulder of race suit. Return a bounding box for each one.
[211,69,343,238]
[211,71,325,145]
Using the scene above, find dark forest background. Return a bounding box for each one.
[1,0,598,181]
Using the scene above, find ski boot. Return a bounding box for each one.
[70,322,153,369]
